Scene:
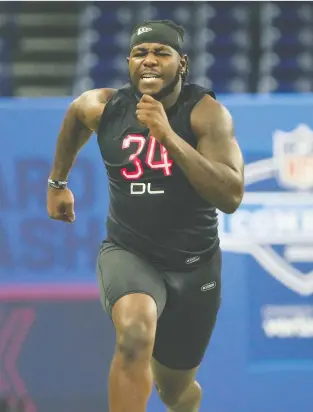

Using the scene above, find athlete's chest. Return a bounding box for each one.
[99,107,187,182]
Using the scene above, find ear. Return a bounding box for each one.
[179,54,188,74]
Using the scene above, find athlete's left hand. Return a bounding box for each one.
[136,94,173,143]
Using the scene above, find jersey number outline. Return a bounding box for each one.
[120,134,173,180]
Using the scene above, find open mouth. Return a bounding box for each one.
[140,73,162,83]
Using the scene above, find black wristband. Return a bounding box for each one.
[48,178,68,189]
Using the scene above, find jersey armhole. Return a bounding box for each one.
[97,90,118,137]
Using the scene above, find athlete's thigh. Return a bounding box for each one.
[97,239,167,318]
[153,248,222,370]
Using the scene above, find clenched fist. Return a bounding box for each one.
[136,94,173,143]
[47,186,75,223]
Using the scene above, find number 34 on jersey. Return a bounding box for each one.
[120,134,173,180]
[120,134,173,195]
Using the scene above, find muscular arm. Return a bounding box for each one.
[49,89,114,181]
[162,95,244,213]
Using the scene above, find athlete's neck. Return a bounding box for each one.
[160,79,182,110]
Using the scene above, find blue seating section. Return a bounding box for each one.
[87,2,255,93]
[258,2,313,92]
[1,2,313,95]
[0,12,14,95]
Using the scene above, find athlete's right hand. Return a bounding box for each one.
[47,187,75,223]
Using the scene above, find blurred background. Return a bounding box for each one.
[0,1,313,412]
[1,0,313,96]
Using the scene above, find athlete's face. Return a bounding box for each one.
[128,43,186,100]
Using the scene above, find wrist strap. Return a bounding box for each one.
[48,178,68,189]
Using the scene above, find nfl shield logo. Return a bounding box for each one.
[273,124,313,190]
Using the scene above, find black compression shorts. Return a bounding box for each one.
[96,239,222,370]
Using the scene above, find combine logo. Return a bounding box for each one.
[220,124,313,296]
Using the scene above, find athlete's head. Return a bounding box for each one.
[127,20,189,101]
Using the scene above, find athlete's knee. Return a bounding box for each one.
[157,386,182,408]
[156,380,189,408]
[152,358,200,406]
[112,294,157,363]
[116,318,155,362]
[156,385,181,408]
[157,380,201,410]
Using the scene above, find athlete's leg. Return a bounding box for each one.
[152,358,201,412]
[152,248,222,412]
[110,293,157,412]
[96,240,167,412]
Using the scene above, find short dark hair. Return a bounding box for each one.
[131,19,189,83]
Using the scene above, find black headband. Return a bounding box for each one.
[130,22,184,55]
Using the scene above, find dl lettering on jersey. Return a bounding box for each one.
[219,124,313,362]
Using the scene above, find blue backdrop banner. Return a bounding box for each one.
[0,94,313,412]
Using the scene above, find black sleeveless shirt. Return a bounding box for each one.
[97,83,220,271]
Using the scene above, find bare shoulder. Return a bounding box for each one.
[190,93,243,177]
[190,94,234,141]
[72,88,116,132]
